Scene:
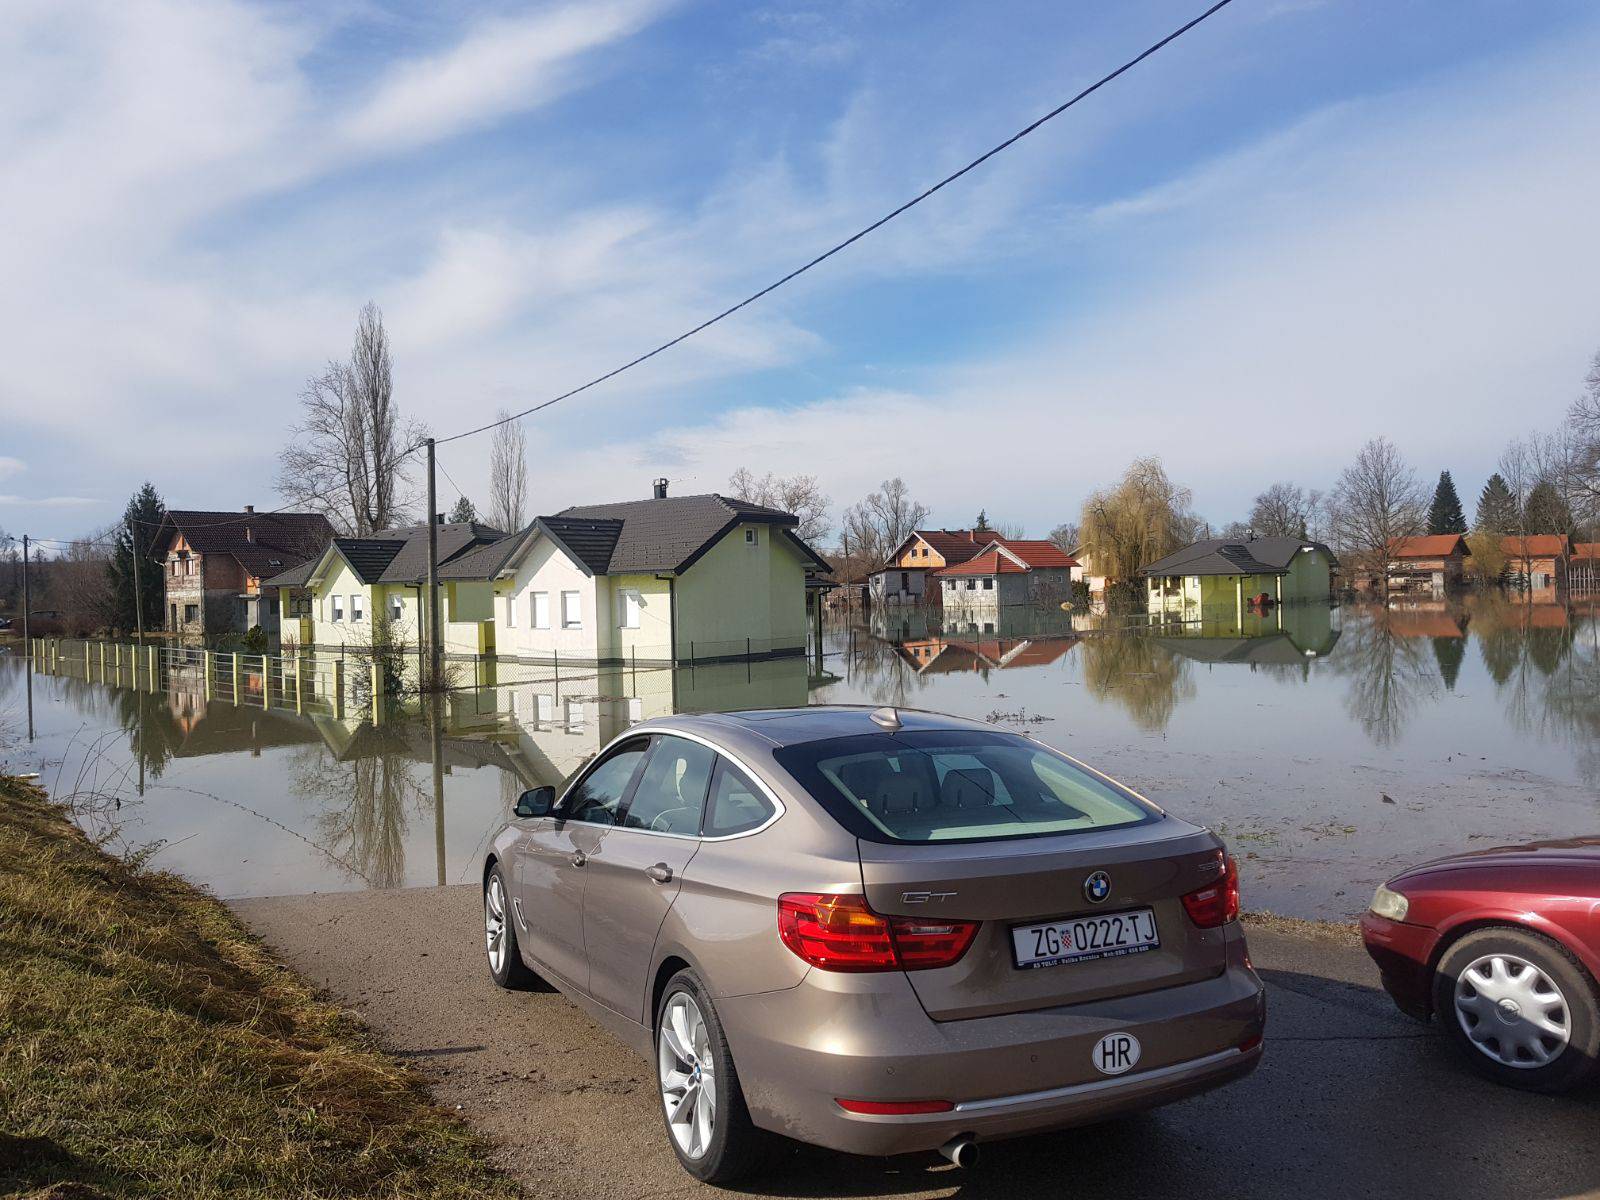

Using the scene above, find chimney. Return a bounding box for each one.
[653,478,668,500]
[243,504,255,514]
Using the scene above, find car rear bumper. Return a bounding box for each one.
[1359,912,1437,1020]
[717,942,1265,1157]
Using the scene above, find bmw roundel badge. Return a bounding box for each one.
[1083,870,1112,904]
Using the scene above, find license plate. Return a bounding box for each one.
[1011,908,1160,970]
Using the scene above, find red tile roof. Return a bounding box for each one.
[992,539,1078,569]
[1570,542,1600,561]
[1500,534,1569,559]
[934,549,1026,576]
[1386,534,1467,559]
[912,529,988,564]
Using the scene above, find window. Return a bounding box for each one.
[269,597,278,616]
[186,557,195,576]
[621,736,716,834]
[532,592,550,629]
[183,603,198,623]
[561,741,648,826]
[982,578,993,591]
[535,694,555,723]
[744,528,759,546]
[350,593,364,622]
[390,595,402,621]
[171,560,179,577]
[620,591,642,629]
[900,572,910,590]
[561,590,582,629]
[505,594,517,628]
[966,580,975,590]
[704,761,776,837]
[331,595,344,623]
[775,731,1156,845]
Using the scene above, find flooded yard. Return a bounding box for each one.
[3,595,1596,920]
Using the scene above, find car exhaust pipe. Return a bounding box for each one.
[939,1135,978,1169]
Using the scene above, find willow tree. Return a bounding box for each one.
[1078,457,1197,591]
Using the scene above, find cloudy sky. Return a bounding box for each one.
[3,0,1598,545]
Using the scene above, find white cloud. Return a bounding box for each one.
[337,0,671,156]
[0,495,101,508]
[0,458,23,481]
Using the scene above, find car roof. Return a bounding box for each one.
[636,705,1004,749]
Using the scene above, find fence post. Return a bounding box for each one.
[333,657,345,719]
[370,658,382,725]
[261,655,271,710]
[148,644,157,689]
[294,655,303,713]
[231,651,241,703]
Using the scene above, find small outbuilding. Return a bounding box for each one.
[1139,536,1337,617]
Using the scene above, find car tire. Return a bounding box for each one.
[1432,926,1600,1093]
[484,863,539,990]
[655,968,769,1185]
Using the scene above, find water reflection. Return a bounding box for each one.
[6,596,1599,917]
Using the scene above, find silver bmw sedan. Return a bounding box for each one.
[483,705,1264,1184]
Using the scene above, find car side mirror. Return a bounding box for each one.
[514,786,556,819]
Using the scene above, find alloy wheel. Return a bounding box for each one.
[485,875,507,975]
[658,992,716,1159]
[1454,952,1571,1069]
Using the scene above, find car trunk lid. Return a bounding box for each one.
[858,820,1229,1021]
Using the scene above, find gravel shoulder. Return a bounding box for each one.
[232,885,1600,1200]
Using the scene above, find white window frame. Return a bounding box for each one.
[390,594,402,621]
[505,593,517,628]
[330,595,344,623]
[620,591,641,629]
[350,593,364,622]
[532,591,550,629]
[744,528,759,546]
[561,590,582,629]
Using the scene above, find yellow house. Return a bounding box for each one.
[1139,536,1337,620]
[266,521,507,657]
[456,484,830,665]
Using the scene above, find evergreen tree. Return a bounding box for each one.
[1523,481,1572,535]
[107,482,166,634]
[1432,635,1465,691]
[1427,471,1466,535]
[448,496,478,523]
[1474,474,1517,532]
[974,509,990,532]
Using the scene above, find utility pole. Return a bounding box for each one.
[21,534,33,741]
[425,437,442,694]
[127,517,145,652]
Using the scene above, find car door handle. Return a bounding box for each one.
[645,863,673,884]
[571,851,587,868]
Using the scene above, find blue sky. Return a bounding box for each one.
[4,0,1599,545]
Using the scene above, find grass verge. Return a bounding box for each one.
[0,775,521,1200]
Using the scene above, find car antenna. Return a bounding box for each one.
[870,707,902,730]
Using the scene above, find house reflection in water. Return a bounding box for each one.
[1149,602,1341,669]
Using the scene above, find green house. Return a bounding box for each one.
[1139,536,1337,618]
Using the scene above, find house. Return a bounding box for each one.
[266,520,508,656]
[1385,534,1470,597]
[1138,536,1337,616]
[868,530,989,605]
[456,484,830,665]
[1068,547,1109,600]
[892,634,1077,676]
[933,539,1077,616]
[155,508,335,638]
[1501,534,1569,597]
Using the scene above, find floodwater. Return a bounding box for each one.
[3,596,1596,920]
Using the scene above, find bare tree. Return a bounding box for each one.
[1249,482,1324,539]
[727,468,832,543]
[278,303,425,534]
[1047,522,1080,553]
[840,477,929,565]
[1326,437,1425,595]
[487,410,529,534]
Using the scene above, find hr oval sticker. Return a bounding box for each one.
[1092,1032,1141,1076]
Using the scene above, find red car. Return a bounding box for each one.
[1361,836,1600,1093]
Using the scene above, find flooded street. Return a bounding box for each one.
[4,596,1597,920]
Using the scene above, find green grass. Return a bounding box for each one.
[0,776,522,1200]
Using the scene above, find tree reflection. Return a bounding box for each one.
[290,738,427,889]
[1078,630,1194,733]
[1330,610,1434,747]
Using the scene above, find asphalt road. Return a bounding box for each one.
[231,887,1600,1199]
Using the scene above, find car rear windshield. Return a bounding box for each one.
[774,730,1159,844]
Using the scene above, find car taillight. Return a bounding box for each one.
[835,1098,954,1115]
[1181,855,1240,928]
[777,893,978,972]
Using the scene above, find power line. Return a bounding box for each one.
[435,0,1237,447]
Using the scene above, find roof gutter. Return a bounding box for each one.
[654,573,678,665]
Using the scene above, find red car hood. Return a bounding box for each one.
[1402,835,1600,877]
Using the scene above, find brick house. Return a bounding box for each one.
[1385,534,1470,596]
[869,529,990,606]
[154,508,334,638]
